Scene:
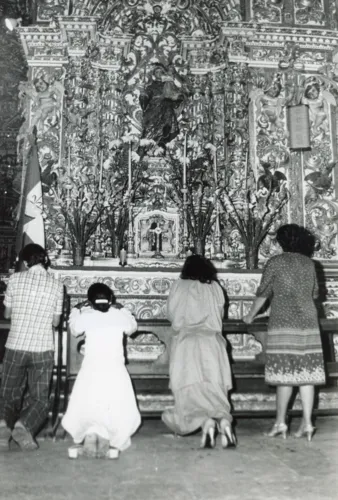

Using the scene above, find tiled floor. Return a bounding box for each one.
[0,417,337,500]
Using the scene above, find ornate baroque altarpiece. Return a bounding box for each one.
[15,0,338,263]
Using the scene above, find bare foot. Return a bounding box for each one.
[96,436,110,458]
[12,422,38,451]
[83,433,98,458]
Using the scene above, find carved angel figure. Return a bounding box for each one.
[301,80,328,138]
[18,74,64,138]
[255,78,284,134]
[255,73,296,139]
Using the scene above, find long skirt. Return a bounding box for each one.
[162,330,233,435]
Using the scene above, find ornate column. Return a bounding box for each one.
[18,24,68,258]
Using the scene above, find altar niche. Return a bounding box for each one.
[134,210,179,259]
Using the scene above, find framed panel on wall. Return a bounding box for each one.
[287,105,311,150]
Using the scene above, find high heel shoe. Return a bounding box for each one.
[200,418,216,449]
[216,418,237,448]
[293,425,316,442]
[265,423,288,439]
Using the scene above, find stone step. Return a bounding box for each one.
[136,388,338,416]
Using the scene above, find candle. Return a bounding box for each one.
[68,147,71,176]
[128,141,132,192]
[214,146,217,183]
[120,247,127,266]
[244,151,248,190]
[183,133,187,186]
[99,151,103,190]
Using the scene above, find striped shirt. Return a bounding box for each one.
[4,265,64,352]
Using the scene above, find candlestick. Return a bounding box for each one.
[68,147,71,176]
[244,151,248,190]
[183,133,187,186]
[99,151,103,190]
[128,141,132,192]
[119,247,127,267]
[214,146,217,184]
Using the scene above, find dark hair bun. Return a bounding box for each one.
[87,283,116,312]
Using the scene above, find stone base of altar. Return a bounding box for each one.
[54,264,266,364]
[136,389,338,416]
[53,261,338,364]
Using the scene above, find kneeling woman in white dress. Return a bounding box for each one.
[162,255,236,448]
[62,283,141,458]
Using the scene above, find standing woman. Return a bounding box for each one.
[243,224,326,441]
[162,255,235,448]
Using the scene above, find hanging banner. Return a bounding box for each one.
[287,104,311,150]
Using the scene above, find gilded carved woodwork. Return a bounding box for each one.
[9,2,338,266]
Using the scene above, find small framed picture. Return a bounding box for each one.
[287,105,311,150]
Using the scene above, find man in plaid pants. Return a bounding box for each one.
[0,244,64,450]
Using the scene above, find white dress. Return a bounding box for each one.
[62,306,141,451]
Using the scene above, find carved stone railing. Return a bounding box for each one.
[59,316,338,422]
[1,313,337,430]
[1,265,338,361]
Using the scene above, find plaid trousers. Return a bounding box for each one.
[0,348,54,436]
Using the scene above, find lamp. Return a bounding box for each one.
[5,17,22,31]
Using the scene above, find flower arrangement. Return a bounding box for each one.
[166,136,220,255]
[220,158,290,268]
[50,163,110,265]
[104,137,151,256]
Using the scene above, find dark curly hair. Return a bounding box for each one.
[276,224,316,257]
[87,283,116,313]
[21,244,51,270]
[180,255,217,284]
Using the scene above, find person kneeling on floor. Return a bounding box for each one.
[62,283,141,459]
[0,244,64,451]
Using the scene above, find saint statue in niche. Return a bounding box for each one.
[139,64,186,148]
[139,216,176,256]
[148,221,163,254]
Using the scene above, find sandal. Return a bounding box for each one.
[106,447,119,459]
[68,444,84,459]
[12,424,38,451]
